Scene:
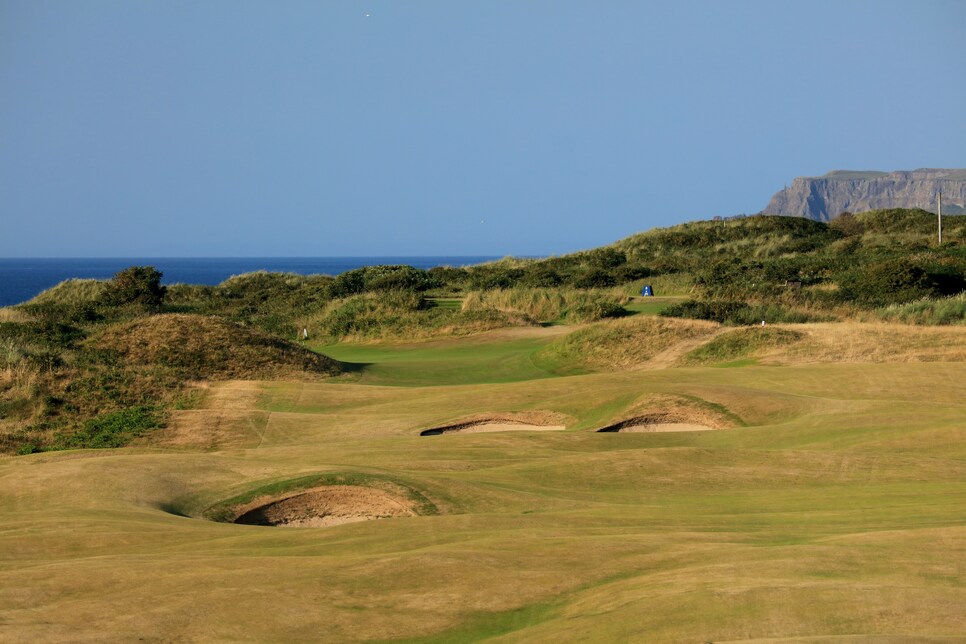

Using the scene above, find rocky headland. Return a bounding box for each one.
[763,168,966,221]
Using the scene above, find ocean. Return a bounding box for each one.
[0,257,499,307]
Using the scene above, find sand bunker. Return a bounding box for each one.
[232,485,417,528]
[597,414,720,433]
[421,422,565,436]
[420,412,567,436]
[601,422,716,433]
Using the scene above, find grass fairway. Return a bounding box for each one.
[1,324,965,641]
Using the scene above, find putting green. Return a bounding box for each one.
[315,331,564,386]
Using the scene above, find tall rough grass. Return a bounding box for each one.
[305,292,528,341]
[461,288,628,324]
[874,294,966,325]
[0,308,30,323]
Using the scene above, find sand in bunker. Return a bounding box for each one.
[421,422,565,436]
[234,485,417,528]
[610,422,716,433]
[444,422,565,434]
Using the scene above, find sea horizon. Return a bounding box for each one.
[0,256,506,307]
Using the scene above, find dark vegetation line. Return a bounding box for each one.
[1,208,964,454]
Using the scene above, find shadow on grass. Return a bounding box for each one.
[332,360,372,374]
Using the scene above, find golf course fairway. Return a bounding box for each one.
[1,324,964,642]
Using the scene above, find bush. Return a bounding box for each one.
[327,265,438,297]
[101,266,167,311]
[569,299,626,322]
[519,267,564,288]
[468,267,525,290]
[829,211,863,236]
[838,258,937,306]
[660,299,814,325]
[584,248,626,269]
[573,269,616,288]
[661,299,751,323]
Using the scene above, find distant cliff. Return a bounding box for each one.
[762,169,966,221]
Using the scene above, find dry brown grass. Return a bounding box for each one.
[757,322,966,365]
[538,318,966,374]
[90,314,342,379]
[0,308,30,323]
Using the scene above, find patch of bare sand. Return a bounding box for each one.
[607,422,716,433]
[233,485,417,527]
[420,411,570,436]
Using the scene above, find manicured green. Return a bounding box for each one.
[316,335,558,386]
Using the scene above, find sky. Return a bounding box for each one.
[2,1,965,258]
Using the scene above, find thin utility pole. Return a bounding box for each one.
[938,191,943,245]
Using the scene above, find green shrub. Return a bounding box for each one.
[660,299,814,325]
[572,269,616,288]
[838,258,937,306]
[328,265,437,297]
[101,266,167,312]
[583,248,627,269]
[519,267,564,287]
[58,406,162,449]
[569,299,626,322]
[661,299,751,323]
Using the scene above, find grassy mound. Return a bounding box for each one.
[533,316,719,374]
[683,326,805,365]
[25,278,107,305]
[91,314,342,379]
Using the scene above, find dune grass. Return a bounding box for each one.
[874,293,966,325]
[460,287,629,324]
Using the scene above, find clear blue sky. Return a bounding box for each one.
[2,1,964,257]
